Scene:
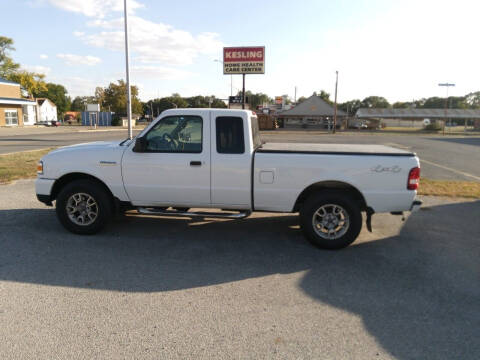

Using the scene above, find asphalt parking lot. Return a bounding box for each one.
[1,127,479,181]
[1,180,479,359]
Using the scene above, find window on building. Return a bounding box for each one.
[216,116,245,154]
[5,109,18,126]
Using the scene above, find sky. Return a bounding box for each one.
[2,0,479,103]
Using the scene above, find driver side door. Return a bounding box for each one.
[122,113,211,207]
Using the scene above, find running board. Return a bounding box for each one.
[137,208,251,219]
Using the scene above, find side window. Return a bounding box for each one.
[145,115,202,153]
[216,117,245,154]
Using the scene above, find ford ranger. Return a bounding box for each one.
[35,109,421,249]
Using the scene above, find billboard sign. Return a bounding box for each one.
[223,47,265,74]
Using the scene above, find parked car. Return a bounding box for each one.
[35,109,421,249]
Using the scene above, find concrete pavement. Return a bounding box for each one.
[1,180,479,359]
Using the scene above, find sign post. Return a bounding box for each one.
[223,46,265,109]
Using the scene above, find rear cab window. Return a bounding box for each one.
[250,116,262,150]
[216,116,245,154]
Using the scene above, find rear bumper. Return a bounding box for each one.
[35,178,55,206]
[410,200,422,212]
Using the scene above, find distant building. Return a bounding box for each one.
[36,98,57,123]
[276,95,346,129]
[356,108,480,128]
[0,78,37,126]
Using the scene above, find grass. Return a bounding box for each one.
[0,148,54,184]
[0,148,479,199]
[418,178,480,199]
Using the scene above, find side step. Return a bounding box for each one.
[137,207,251,219]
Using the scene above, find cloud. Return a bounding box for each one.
[73,31,85,37]
[46,0,143,18]
[131,65,191,80]
[77,15,223,66]
[39,54,48,59]
[57,53,102,66]
[23,65,51,75]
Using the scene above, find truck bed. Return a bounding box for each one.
[257,143,415,157]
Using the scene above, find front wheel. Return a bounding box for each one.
[300,192,362,249]
[56,179,112,235]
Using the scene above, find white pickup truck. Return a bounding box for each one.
[36,109,421,249]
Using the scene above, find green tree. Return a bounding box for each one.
[0,36,20,77]
[296,96,308,104]
[235,91,272,109]
[33,82,71,118]
[465,91,480,108]
[392,101,414,109]
[338,99,362,115]
[103,80,142,115]
[360,96,390,108]
[71,96,96,111]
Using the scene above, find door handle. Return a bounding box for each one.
[190,161,202,166]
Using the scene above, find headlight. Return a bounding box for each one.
[37,161,44,175]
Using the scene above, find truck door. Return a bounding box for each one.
[211,112,252,208]
[122,112,211,206]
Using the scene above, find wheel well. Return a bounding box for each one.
[293,181,367,212]
[50,173,115,204]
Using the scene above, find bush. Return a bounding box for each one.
[425,123,442,131]
[111,115,122,126]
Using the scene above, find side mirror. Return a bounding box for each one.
[133,137,147,152]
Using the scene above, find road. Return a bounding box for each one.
[1,180,479,359]
[1,127,479,181]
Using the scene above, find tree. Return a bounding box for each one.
[33,83,71,118]
[360,96,390,108]
[94,86,106,110]
[235,91,272,109]
[103,80,142,115]
[338,99,362,115]
[392,101,414,109]
[7,70,47,97]
[465,91,480,109]
[71,96,96,111]
[312,90,333,105]
[0,36,20,77]
[296,96,308,104]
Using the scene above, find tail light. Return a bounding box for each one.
[407,167,420,190]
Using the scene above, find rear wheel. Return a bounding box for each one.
[300,192,362,249]
[56,179,112,235]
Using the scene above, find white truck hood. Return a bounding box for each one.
[40,140,129,180]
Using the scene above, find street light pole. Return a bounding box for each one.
[123,0,133,140]
[333,71,338,134]
[438,82,455,136]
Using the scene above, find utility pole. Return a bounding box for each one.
[333,71,338,134]
[294,86,297,104]
[242,74,246,110]
[123,0,133,139]
[438,83,455,136]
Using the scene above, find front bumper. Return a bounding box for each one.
[35,178,55,206]
[410,200,422,212]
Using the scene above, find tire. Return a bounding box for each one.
[56,179,113,235]
[300,191,362,250]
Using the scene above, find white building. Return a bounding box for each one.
[36,98,57,123]
[22,104,37,125]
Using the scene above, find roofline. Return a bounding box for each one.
[0,98,38,106]
[0,79,20,86]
